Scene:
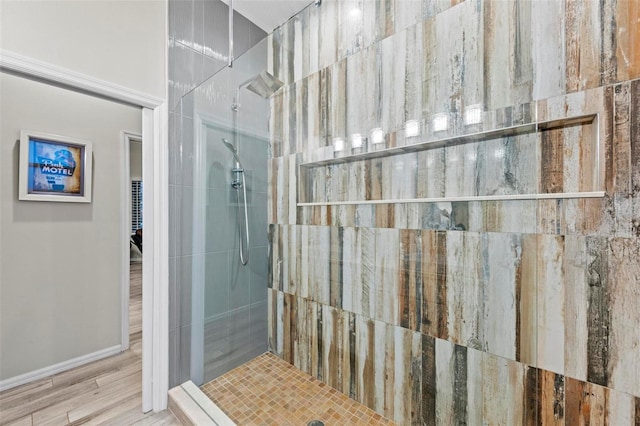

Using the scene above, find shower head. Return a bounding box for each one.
[221,138,242,166]
[221,138,236,154]
[240,71,284,99]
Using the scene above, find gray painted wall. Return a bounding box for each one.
[0,74,141,380]
[0,0,166,383]
[130,141,143,181]
[0,0,167,98]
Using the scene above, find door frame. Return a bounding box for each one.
[0,50,169,412]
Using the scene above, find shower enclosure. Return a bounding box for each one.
[165,0,634,423]
[180,37,276,385]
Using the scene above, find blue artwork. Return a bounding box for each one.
[28,138,83,195]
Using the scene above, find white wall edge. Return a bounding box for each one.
[0,345,122,392]
[151,103,170,412]
[0,49,164,109]
[142,108,155,413]
[1,51,169,412]
[151,2,170,410]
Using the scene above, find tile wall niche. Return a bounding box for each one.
[267,0,640,424]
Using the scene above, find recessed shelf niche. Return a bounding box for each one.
[297,114,603,206]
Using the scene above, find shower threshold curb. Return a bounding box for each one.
[168,380,236,426]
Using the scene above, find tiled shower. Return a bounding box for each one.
[170,0,640,424]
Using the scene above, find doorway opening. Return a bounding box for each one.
[0,50,169,411]
[122,133,143,352]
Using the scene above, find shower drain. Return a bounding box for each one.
[307,421,325,426]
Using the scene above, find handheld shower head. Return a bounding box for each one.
[221,138,242,167]
[221,138,236,154]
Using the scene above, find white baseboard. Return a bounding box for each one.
[0,345,122,392]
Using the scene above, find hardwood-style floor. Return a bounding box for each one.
[0,262,181,426]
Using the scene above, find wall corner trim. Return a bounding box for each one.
[0,345,122,392]
[0,49,164,108]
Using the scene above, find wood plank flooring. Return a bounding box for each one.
[0,262,181,426]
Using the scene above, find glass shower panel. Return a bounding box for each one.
[185,37,271,385]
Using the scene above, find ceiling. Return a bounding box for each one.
[221,0,314,33]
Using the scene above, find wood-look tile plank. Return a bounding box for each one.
[2,416,32,426]
[0,379,53,404]
[50,350,137,389]
[76,395,142,426]
[0,380,98,425]
[84,395,180,426]
[129,336,143,358]
[0,380,54,414]
[66,374,142,423]
[90,400,145,426]
[30,412,69,426]
[31,372,141,425]
[94,360,142,388]
[131,410,182,426]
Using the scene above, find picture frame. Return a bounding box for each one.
[19,130,93,203]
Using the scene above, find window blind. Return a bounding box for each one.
[131,180,143,232]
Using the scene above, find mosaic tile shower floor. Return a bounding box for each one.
[200,353,397,426]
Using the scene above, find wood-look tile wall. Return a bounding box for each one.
[267,0,640,424]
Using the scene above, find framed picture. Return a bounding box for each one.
[19,130,93,203]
